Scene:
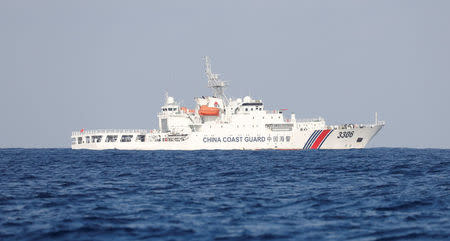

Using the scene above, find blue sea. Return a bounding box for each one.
[0,148,449,240]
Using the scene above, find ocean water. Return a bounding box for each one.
[0,148,449,241]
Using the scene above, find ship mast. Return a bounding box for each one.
[205,56,229,106]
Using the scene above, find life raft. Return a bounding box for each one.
[198,105,220,116]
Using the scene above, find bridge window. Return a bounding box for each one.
[106,135,118,142]
[86,136,90,143]
[280,136,285,142]
[77,137,82,144]
[286,136,291,142]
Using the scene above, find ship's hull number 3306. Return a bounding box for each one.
[337,131,354,138]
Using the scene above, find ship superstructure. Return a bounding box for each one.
[71,57,384,150]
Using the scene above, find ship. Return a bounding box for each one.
[71,57,384,150]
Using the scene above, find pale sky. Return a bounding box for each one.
[1,0,449,148]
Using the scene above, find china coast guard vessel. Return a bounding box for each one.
[71,57,384,150]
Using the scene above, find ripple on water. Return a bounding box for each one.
[0,148,449,241]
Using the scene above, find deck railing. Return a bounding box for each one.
[327,122,385,130]
[72,129,153,136]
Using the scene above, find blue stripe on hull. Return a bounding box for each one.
[305,130,322,149]
[308,130,323,149]
[303,130,319,149]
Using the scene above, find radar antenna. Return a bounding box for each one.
[205,56,229,106]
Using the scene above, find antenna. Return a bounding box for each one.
[205,56,229,106]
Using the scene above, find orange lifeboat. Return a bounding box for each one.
[198,105,220,116]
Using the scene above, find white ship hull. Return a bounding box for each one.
[71,124,383,150]
[71,57,384,150]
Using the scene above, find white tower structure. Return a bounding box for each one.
[205,56,229,106]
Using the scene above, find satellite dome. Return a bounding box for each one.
[243,96,252,103]
[167,96,175,104]
[236,98,242,103]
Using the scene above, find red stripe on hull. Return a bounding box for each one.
[310,130,331,149]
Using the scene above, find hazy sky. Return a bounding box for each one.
[1,0,449,148]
